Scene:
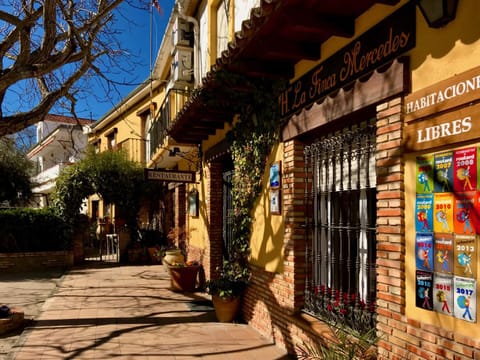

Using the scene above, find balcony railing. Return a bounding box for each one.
[32,163,69,184]
[117,138,145,165]
[31,163,71,193]
[148,88,191,159]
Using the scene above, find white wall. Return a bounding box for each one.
[217,0,229,56]
[198,0,209,78]
[234,0,260,32]
[196,0,260,79]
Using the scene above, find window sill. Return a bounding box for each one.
[294,312,336,340]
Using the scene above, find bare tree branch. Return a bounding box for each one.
[0,0,145,136]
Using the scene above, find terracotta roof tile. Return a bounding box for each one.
[43,114,95,126]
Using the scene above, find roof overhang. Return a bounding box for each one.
[168,0,401,143]
[148,143,199,169]
[27,125,79,159]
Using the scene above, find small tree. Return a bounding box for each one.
[52,148,144,234]
[0,137,33,205]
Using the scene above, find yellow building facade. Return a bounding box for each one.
[87,81,165,223]
[94,0,480,357]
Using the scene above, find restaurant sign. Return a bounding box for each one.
[145,169,196,183]
[279,1,415,119]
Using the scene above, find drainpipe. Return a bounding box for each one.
[176,1,200,87]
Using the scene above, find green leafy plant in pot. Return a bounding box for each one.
[204,259,249,322]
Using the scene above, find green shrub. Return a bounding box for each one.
[296,324,379,360]
[0,208,70,252]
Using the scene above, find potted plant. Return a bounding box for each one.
[168,260,201,292]
[147,245,162,264]
[204,260,249,322]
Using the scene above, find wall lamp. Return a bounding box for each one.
[168,147,181,157]
[417,0,458,28]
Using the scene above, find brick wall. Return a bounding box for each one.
[0,251,74,272]
[375,97,408,359]
[376,101,480,359]
[196,102,480,358]
[243,138,313,354]
[174,184,186,248]
[204,161,223,280]
[245,116,414,357]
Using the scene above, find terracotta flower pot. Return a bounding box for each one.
[212,295,241,323]
[147,247,162,264]
[168,265,199,292]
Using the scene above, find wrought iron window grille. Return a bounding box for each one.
[303,121,377,333]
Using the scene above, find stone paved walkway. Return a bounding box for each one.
[0,270,64,359]
[3,264,290,359]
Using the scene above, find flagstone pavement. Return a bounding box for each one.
[1,264,291,359]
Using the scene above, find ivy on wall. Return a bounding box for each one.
[206,69,286,282]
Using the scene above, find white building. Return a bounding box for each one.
[27,114,94,208]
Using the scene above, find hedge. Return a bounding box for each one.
[0,208,70,252]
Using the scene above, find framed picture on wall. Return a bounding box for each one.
[270,161,281,188]
[188,189,199,217]
[270,188,281,215]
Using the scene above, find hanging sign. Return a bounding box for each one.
[144,169,196,183]
[279,1,416,119]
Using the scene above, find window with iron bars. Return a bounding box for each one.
[303,119,377,333]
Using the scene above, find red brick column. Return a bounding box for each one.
[283,139,308,312]
[204,161,223,280]
[375,97,407,359]
[174,185,186,250]
[243,139,307,353]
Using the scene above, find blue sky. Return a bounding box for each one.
[79,0,175,121]
[2,1,174,148]
[1,0,174,132]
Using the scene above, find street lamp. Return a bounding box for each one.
[417,0,458,28]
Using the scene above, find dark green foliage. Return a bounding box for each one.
[0,138,33,204]
[204,259,248,299]
[206,70,286,283]
[198,70,286,291]
[296,325,379,360]
[51,148,145,233]
[52,164,94,225]
[0,208,70,252]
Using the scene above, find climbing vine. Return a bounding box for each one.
[207,69,286,282]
